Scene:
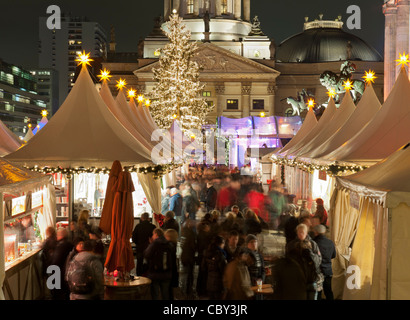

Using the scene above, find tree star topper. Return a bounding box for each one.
[75,51,93,67]
[396,52,410,68]
[98,68,112,82]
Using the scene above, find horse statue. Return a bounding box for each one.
[283,89,314,116]
[320,61,365,103]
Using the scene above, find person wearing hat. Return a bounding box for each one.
[244,234,265,289]
[313,224,336,300]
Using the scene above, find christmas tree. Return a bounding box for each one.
[149,11,212,133]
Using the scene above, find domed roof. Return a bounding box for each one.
[276,18,382,63]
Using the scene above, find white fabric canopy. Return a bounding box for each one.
[0,119,22,157]
[325,67,410,165]
[276,107,318,156]
[283,98,338,158]
[310,84,382,160]
[297,93,356,159]
[4,65,153,168]
[23,127,34,143]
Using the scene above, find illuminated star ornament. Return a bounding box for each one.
[116,79,127,90]
[98,68,112,82]
[396,52,410,68]
[127,88,136,98]
[41,109,48,118]
[137,95,145,103]
[307,98,315,109]
[327,88,336,99]
[343,79,353,91]
[259,111,266,118]
[75,51,93,67]
[144,99,151,107]
[362,70,377,84]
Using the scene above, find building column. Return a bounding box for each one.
[241,83,251,117]
[243,0,250,21]
[383,3,398,100]
[193,0,199,16]
[164,0,171,19]
[396,1,409,63]
[267,83,276,116]
[173,0,181,13]
[215,0,222,16]
[234,0,242,19]
[215,84,225,116]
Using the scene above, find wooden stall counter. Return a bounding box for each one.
[104,276,151,300]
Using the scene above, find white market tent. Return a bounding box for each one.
[4,64,165,220]
[325,67,410,166]
[296,93,356,159]
[332,142,410,300]
[0,120,22,157]
[309,84,382,160]
[23,127,34,143]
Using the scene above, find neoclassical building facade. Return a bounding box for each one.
[102,0,384,123]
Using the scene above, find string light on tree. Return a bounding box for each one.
[149,10,212,133]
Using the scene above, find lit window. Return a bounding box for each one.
[252,99,264,110]
[202,91,211,97]
[227,99,238,110]
[222,0,228,14]
[187,0,194,14]
[254,50,260,58]
[154,49,161,57]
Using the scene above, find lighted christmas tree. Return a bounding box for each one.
[149,11,212,133]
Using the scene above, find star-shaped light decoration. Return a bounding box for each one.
[144,99,151,107]
[41,109,48,118]
[116,79,127,90]
[362,70,377,85]
[75,51,93,67]
[127,88,136,99]
[98,68,112,82]
[28,123,32,128]
[259,111,266,118]
[172,114,178,119]
[327,88,336,99]
[306,98,316,109]
[343,79,353,91]
[396,52,410,68]
[137,95,145,103]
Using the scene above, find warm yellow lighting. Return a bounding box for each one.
[172,114,177,119]
[41,109,48,117]
[98,68,112,82]
[343,79,353,91]
[327,88,336,98]
[396,52,410,67]
[307,98,315,109]
[144,99,151,107]
[28,123,32,128]
[127,88,136,98]
[190,134,196,139]
[137,95,145,103]
[116,79,127,90]
[363,70,377,84]
[259,111,265,118]
[75,51,93,67]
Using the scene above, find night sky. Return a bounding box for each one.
[0,0,385,69]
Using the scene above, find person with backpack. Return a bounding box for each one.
[144,228,174,300]
[66,239,104,300]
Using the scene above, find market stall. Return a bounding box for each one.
[0,158,55,300]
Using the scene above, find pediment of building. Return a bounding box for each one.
[134,42,279,79]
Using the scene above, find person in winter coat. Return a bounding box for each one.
[179,219,197,298]
[162,211,180,234]
[203,235,228,299]
[313,224,336,300]
[223,248,254,300]
[66,239,104,300]
[196,221,213,297]
[132,212,156,276]
[169,188,183,226]
[182,188,200,224]
[243,234,265,286]
[286,223,323,300]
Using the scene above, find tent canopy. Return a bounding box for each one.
[5,65,153,169]
[0,120,22,157]
[326,67,410,165]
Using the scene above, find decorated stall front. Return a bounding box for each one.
[0,159,55,300]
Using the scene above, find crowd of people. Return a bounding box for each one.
[38,165,336,301]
